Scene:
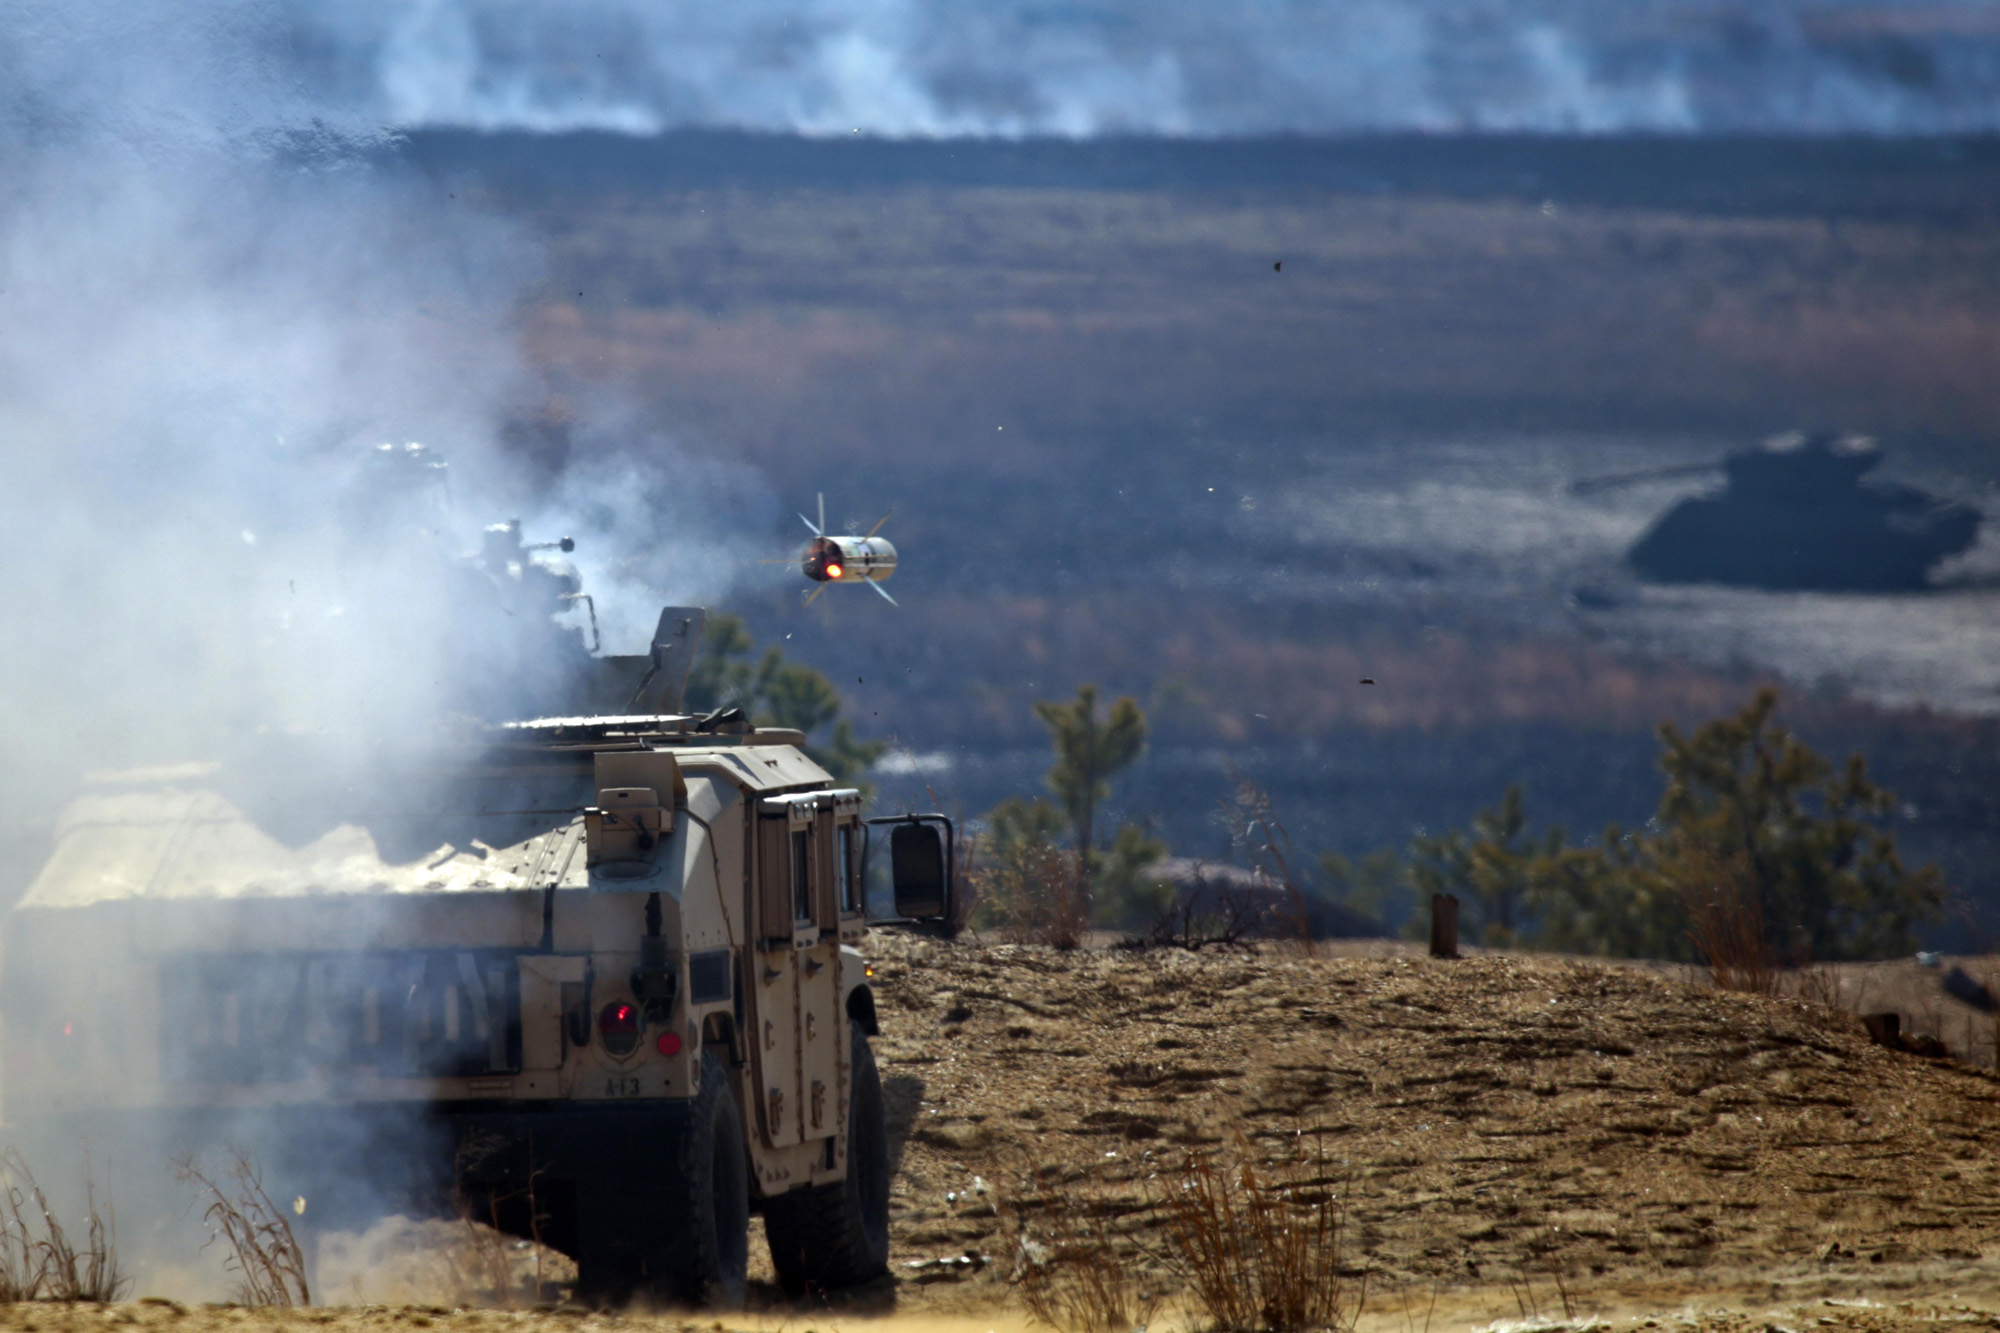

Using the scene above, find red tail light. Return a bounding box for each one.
[656,1031,683,1057]
[50,1018,84,1068]
[599,1001,641,1057]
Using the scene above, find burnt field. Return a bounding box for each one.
[393,131,2000,937]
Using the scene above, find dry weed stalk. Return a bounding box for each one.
[0,1148,127,1303]
[444,1134,551,1308]
[1145,863,1264,952]
[1158,1132,1361,1333]
[1395,1282,1440,1333]
[180,1153,310,1307]
[980,837,1092,950]
[943,803,981,939]
[1227,776,1317,956]
[1003,1163,1160,1333]
[0,1175,34,1301]
[1793,962,1843,1009]
[1917,992,1948,1056]
[1673,847,1778,995]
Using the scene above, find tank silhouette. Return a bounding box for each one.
[1574,432,1982,592]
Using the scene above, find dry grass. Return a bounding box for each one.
[442,1135,554,1308]
[1157,1132,1361,1333]
[940,799,982,940]
[1674,848,1779,995]
[2,1284,1999,1333]
[1002,1163,1161,1333]
[0,1148,127,1303]
[1227,779,1316,957]
[179,1154,310,1308]
[1793,961,1845,1009]
[863,936,2000,1308]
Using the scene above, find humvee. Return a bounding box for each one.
[0,609,953,1307]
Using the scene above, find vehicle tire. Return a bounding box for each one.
[763,1023,891,1294]
[575,1049,750,1308]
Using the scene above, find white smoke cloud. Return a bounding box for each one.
[0,3,787,1295]
[0,0,763,798]
[271,0,2000,139]
[525,407,777,655]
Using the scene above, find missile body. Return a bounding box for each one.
[803,534,897,586]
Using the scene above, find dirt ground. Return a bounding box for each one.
[13,1290,2000,1333]
[15,938,2000,1331]
[857,934,2000,1319]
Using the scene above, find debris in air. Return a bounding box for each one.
[1360,678,1376,685]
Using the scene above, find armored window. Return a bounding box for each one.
[837,824,860,915]
[791,829,814,923]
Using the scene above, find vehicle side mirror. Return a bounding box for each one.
[865,815,954,922]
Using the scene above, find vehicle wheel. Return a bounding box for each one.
[575,1049,750,1308]
[763,1023,891,1293]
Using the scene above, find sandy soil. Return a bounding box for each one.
[860,935,2000,1315]
[16,939,2000,1331]
[12,1290,2000,1333]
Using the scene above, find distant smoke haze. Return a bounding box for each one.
[277,0,2000,138]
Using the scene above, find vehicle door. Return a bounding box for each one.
[798,790,864,1143]
[750,795,812,1147]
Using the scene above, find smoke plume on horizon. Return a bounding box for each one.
[255,0,2000,139]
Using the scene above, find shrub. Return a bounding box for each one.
[180,1153,310,1307]
[0,1148,127,1303]
[1667,844,1779,994]
[1354,689,1945,963]
[1141,865,1268,951]
[1158,1134,1362,1333]
[1003,1164,1161,1333]
[975,822,1092,949]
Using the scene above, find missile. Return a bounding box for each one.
[793,494,898,606]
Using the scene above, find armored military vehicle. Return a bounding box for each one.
[0,606,953,1307]
[1579,432,1982,592]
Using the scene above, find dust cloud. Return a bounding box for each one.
[0,1,766,1298]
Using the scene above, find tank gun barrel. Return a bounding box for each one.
[1567,461,1720,497]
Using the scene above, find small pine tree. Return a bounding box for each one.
[1336,688,1945,962]
[1408,784,1549,946]
[1649,687,1942,961]
[1031,685,1149,913]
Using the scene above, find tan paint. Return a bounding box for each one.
[2,728,882,1207]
